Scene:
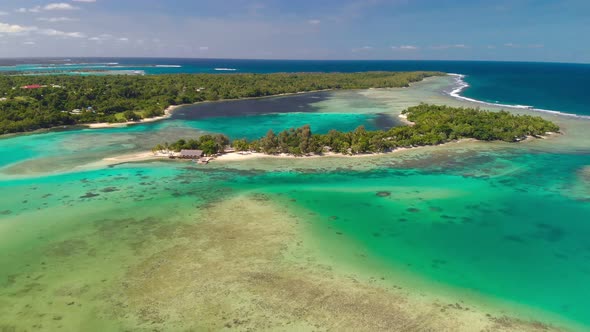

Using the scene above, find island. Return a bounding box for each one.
[152,104,560,160]
[0,71,443,134]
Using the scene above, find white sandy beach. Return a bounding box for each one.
[95,138,477,168]
[85,104,182,129]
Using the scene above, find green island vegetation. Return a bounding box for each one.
[0,71,442,134]
[156,104,560,156]
[153,134,230,156]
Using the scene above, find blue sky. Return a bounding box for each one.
[0,0,588,62]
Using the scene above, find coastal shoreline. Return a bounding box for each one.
[100,131,558,167]
[448,73,590,120]
[100,138,476,167]
[81,75,440,131]
[85,104,181,129]
[83,89,337,129]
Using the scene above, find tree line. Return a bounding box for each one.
[152,134,230,156]
[155,104,560,156]
[0,71,443,134]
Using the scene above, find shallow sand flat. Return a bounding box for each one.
[97,194,571,331]
[0,163,585,331]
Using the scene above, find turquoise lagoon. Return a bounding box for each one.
[1,76,590,331]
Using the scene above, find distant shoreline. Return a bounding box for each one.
[82,75,439,130]
[83,89,336,129]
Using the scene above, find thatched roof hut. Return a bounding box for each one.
[179,149,204,159]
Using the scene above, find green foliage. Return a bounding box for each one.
[163,134,230,155]
[123,110,140,121]
[157,104,559,157]
[232,139,250,151]
[0,71,443,134]
[402,104,560,143]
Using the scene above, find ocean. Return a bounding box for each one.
[1,61,590,331]
[1,58,589,116]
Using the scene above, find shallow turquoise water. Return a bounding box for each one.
[0,111,379,170]
[181,112,380,139]
[225,149,590,325]
[1,149,589,327]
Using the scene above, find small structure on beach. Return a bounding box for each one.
[179,149,204,159]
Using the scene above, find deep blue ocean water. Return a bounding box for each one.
[1,58,589,117]
[0,58,590,115]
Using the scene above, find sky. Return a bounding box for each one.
[0,0,588,62]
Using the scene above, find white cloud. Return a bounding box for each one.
[1,21,83,39]
[89,34,129,42]
[44,3,79,11]
[23,41,36,45]
[392,45,418,50]
[15,3,79,13]
[37,17,79,22]
[308,19,321,25]
[15,6,42,13]
[199,46,209,51]
[0,22,35,33]
[39,28,85,38]
[0,11,8,16]
[72,0,96,2]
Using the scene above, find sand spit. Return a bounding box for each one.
[99,194,571,331]
[94,139,477,167]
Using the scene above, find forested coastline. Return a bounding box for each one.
[0,71,442,134]
[156,104,560,156]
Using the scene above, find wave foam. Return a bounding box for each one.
[447,73,590,119]
[214,68,237,71]
[155,65,182,68]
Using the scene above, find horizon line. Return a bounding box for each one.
[0,56,588,65]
